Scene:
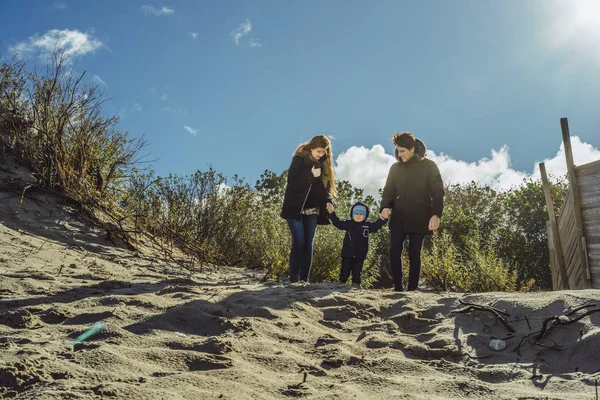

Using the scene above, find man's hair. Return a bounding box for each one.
[392,132,416,149]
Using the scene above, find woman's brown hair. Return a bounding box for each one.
[295,134,337,198]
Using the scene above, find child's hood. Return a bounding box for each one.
[394,137,427,162]
[350,201,370,220]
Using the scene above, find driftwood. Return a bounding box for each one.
[453,299,599,356]
[515,303,599,355]
[535,303,600,341]
[452,299,515,333]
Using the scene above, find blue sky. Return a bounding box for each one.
[2,1,600,195]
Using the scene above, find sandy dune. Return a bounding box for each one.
[1,159,600,399]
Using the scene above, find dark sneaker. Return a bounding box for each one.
[394,286,404,292]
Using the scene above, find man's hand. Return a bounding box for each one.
[326,203,334,214]
[380,208,390,219]
[428,215,440,231]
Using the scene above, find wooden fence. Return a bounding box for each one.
[541,118,600,290]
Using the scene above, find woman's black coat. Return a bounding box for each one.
[280,153,332,225]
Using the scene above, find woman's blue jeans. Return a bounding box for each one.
[286,215,318,282]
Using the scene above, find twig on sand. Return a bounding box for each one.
[205,289,223,303]
[465,353,492,360]
[535,304,600,341]
[566,303,596,316]
[515,303,599,355]
[457,299,509,316]
[452,299,515,333]
[15,184,33,214]
[18,238,50,259]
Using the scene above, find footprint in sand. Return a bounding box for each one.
[0,310,44,329]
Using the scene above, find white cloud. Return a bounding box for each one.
[248,39,261,48]
[9,29,103,60]
[160,94,167,100]
[428,146,528,190]
[160,106,187,114]
[334,137,600,198]
[190,32,199,39]
[230,20,252,46]
[93,74,106,86]
[544,0,600,66]
[131,103,142,112]
[184,126,197,136]
[140,5,174,17]
[50,2,67,9]
[532,136,600,180]
[335,145,395,198]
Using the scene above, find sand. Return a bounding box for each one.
[1,157,600,399]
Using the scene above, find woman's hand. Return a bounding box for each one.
[311,166,321,177]
[428,215,440,231]
[326,203,334,214]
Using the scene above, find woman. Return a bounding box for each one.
[281,134,336,283]
[380,132,444,292]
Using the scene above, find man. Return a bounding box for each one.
[380,132,444,292]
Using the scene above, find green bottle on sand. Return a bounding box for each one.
[71,321,106,347]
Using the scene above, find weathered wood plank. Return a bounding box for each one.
[579,179,600,189]
[576,167,600,180]
[558,208,575,231]
[583,218,600,226]
[583,220,600,230]
[588,243,600,252]
[576,159,600,174]
[580,186,600,198]
[591,268,600,278]
[562,224,577,245]
[565,246,580,277]
[540,163,569,290]
[583,209,600,220]
[563,240,577,268]
[568,268,582,289]
[577,174,600,186]
[579,181,600,191]
[566,250,580,273]
[583,217,600,227]
[556,163,587,287]
[558,199,574,224]
[560,219,577,246]
[548,225,558,291]
[580,198,600,209]
[560,189,574,206]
